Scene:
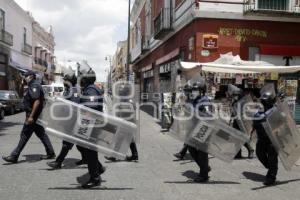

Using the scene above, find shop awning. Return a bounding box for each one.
[180,53,300,74]
[9,60,30,74]
[260,44,300,56]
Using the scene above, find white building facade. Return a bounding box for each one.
[0,0,33,93]
[32,22,56,84]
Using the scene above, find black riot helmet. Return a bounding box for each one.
[192,78,206,95]
[227,84,243,101]
[78,64,96,88]
[183,83,192,96]
[260,83,276,110]
[63,72,77,87]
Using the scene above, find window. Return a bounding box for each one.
[258,0,288,10]
[23,27,27,44]
[0,9,5,30]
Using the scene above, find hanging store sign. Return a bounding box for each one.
[143,70,153,79]
[160,63,171,74]
[202,34,218,49]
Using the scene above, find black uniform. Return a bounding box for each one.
[231,99,254,158]
[10,79,55,159]
[253,110,278,182]
[187,95,211,180]
[80,84,104,180]
[54,87,85,164]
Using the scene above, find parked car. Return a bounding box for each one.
[0,103,5,120]
[42,84,64,97]
[0,90,23,115]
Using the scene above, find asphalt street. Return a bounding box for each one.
[1,111,300,200]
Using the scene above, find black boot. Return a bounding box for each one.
[47,161,62,169]
[194,175,209,183]
[99,166,106,175]
[173,153,184,160]
[263,176,276,186]
[234,150,242,159]
[126,142,138,161]
[81,177,101,189]
[126,155,138,161]
[2,156,18,164]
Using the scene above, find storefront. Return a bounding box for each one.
[142,67,154,94]
[159,60,180,93]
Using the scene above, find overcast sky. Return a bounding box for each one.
[15,0,130,82]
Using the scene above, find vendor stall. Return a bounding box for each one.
[179,53,300,123]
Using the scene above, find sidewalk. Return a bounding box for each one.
[0,111,300,200]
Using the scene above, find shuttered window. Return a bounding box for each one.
[258,0,289,10]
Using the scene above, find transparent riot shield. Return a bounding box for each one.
[263,100,300,171]
[169,105,250,162]
[112,81,139,143]
[37,97,136,159]
[233,95,254,136]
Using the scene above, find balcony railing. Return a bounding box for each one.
[154,8,172,40]
[51,64,56,70]
[244,0,300,14]
[0,29,13,46]
[22,43,32,55]
[142,37,150,52]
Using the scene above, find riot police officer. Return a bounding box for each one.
[253,85,278,185]
[78,67,106,188]
[227,84,254,159]
[187,79,211,183]
[173,84,191,160]
[47,72,85,169]
[105,83,138,162]
[2,71,55,163]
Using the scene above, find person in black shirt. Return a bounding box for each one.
[2,71,55,163]
[253,85,278,186]
[227,84,254,159]
[78,67,106,189]
[47,72,85,169]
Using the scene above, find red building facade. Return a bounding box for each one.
[130,0,300,94]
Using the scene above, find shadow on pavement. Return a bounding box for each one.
[104,159,138,164]
[242,171,265,182]
[48,186,134,191]
[164,180,240,185]
[172,170,240,185]
[2,154,43,165]
[62,158,82,169]
[0,121,23,132]
[182,170,199,180]
[2,160,26,165]
[76,172,90,184]
[22,154,44,163]
[252,179,300,190]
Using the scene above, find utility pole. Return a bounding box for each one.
[126,0,131,81]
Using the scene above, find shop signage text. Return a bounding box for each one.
[219,27,268,42]
[202,34,218,49]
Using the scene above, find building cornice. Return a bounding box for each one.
[7,0,33,22]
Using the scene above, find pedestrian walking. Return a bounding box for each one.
[2,71,55,163]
